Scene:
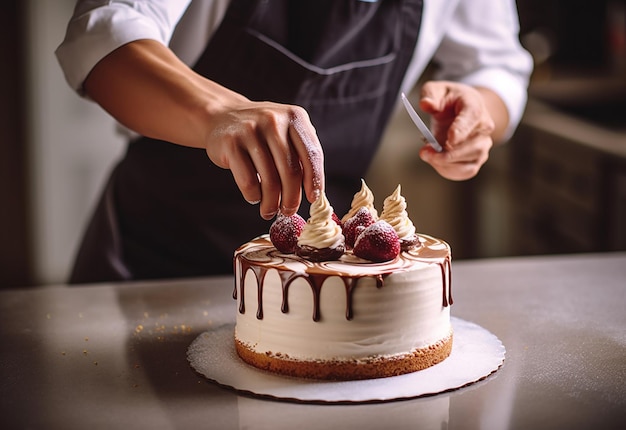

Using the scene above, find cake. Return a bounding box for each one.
[233,181,453,380]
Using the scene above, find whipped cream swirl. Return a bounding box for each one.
[298,192,345,249]
[341,178,379,223]
[380,185,416,241]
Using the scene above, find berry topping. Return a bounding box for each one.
[269,213,306,253]
[353,220,401,262]
[332,212,342,228]
[342,207,376,248]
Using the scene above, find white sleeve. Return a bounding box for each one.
[432,0,533,139]
[55,0,192,94]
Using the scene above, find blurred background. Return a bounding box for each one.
[1,0,625,288]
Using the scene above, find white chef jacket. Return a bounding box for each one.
[56,0,533,139]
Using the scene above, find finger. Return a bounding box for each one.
[420,150,482,180]
[227,148,262,205]
[419,136,491,180]
[247,140,282,220]
[262,116,303,216]
[287,107,325,203]
[437,134,491,166]
[438,161,482,181]
[419,81,449,113]
[423,81,480,146]
[418,82,456,147]
[447,99,494,146]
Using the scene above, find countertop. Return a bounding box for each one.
[1,253,625,429]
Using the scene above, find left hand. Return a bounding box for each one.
[417,81,496,181]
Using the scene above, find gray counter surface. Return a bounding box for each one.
[2,252,625,429]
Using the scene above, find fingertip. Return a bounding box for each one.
[418,97,437,113]
[308,187,321,203]
[280,206,298,217]
[419,81,447,112]
[288,116,325,205]
[260,208,278,220]
[419,81,436,98]
[419,145,433,163]
[305,170,324,204]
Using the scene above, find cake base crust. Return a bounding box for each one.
[235,330,453,381]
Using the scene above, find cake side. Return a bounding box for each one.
[233,234,452,379]
[235,329,453,380]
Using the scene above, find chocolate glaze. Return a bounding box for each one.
[233,235,452,322]
[296,244,345,262]
[400,234,420,251]
[441,256,453,307]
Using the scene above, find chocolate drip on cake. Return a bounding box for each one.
[278,270,301,314]
[440,256,453,307]
[341,275,384,320]
[308,275,324,321]
[237,261,388,322]
[234,235,452,323]
[343,278,358,320]
[279,271,328,322]
[282,272,363,321]
[443,256,454,306]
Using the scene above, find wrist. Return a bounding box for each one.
[474,86,509,143]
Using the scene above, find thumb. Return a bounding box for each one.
[418,81,449,114]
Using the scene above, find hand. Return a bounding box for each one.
[83,40,324,220]
[204,98,324,219]
[417,81,497,181]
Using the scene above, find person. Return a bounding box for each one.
[56,0,533,284]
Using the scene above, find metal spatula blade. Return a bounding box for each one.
[401,92,443,152]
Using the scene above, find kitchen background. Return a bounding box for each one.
[1,0,625,288]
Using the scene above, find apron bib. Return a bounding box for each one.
[70,0,423,283]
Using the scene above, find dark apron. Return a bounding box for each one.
[69,0,423,284]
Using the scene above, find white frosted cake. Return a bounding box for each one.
[233,181,453,380]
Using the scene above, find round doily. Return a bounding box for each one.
[187,317,504,403]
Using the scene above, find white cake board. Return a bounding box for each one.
[187,317,505,403]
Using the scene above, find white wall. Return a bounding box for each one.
[26,0,125,284]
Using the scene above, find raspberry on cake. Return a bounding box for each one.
[232,185,453,380]
[269,213,306,254]
[342,206,376,249]
[353,220,401,262]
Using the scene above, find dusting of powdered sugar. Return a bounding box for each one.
[289,113,324,194]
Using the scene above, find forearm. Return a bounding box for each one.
[475,86,510,144]
[83,39,244,148]
[84,38,324,218]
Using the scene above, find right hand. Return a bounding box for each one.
[204,98,325,220]
[83,40,325,220]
